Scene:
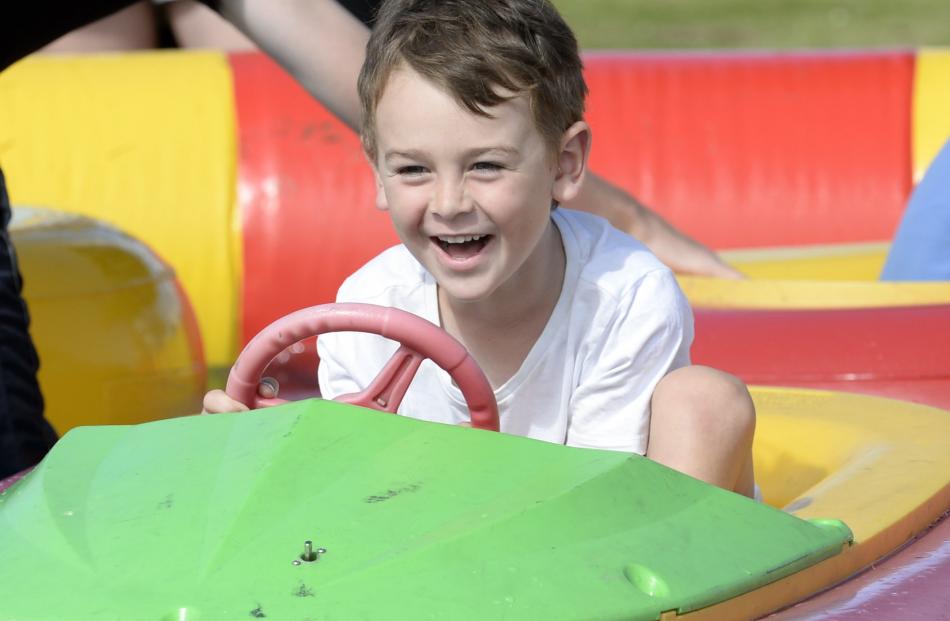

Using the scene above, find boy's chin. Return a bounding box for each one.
[436,279,497,306]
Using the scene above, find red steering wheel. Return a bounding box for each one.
[225,303,499,431]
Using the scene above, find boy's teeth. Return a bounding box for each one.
[438,234,484,244]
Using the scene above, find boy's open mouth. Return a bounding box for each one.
[433,234,492,260]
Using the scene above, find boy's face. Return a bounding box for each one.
[371,65,582,306]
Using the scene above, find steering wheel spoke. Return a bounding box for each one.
[336,344,424,412]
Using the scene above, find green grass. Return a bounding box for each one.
[553,0,950,49]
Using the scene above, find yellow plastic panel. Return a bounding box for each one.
[720,242,888,280]
[913,48,950,181]
[678,243,950,309]
[10,208,206,432]
[674,386,950,620]
[752,387,950,541]
[0,51,239,367]
[680,277,950,309]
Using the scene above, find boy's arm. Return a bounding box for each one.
[563,173,743,279]
[566,270,692,454]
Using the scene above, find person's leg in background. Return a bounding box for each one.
[0,169,58,480]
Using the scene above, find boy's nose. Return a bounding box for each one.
[430,177,472,219]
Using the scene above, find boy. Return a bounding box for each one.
[206,0,755,498]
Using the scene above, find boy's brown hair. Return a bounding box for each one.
[358,0,588,158]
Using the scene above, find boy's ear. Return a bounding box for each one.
[366,152,390,212]
[552,121,591,205]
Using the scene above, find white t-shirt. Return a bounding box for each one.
[317,209,693,454]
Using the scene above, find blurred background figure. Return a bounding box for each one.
[39,0,381,54]
[881,137,950,281]
[40,0,255,53]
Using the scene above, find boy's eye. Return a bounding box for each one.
[472,161,503,172]
[396,165,428,177]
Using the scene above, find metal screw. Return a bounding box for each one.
[297,540,327,564]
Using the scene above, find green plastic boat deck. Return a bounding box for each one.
[0,400,851,620]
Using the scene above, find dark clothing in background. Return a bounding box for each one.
[338,0,379,25]
[0,0,160,479]
[0,171,58,478]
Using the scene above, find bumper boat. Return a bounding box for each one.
[1,303,948,620]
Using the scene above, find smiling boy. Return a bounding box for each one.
[206,0,756,497]
[321,0,756,481]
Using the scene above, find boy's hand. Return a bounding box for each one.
[202,377,279,414]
